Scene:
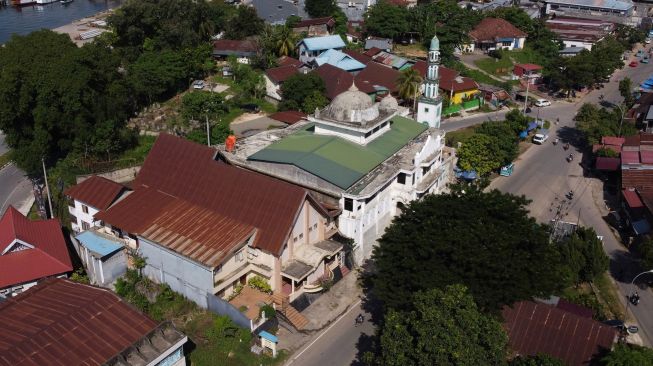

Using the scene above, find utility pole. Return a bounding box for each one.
[523,76,531,114]
[206,115,211,147]
[42,157,53,219]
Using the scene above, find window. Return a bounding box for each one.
[69,214,78,225]
[299,233,303,239]
[235,250,244,262]
[82,205,89,214]
[313,223,317,229]
[397,173,406,184]
[81,221,90,231]
[293,236,298,243]
[344,198,353,211]
[424,107,429,113]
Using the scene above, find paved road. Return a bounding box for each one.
[287,53,653,365]
[286,300,375,366]
[0,133,33,216]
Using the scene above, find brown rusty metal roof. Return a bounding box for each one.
[63,176,126,211]
[502,301,617,366]
[94,188,177,234]
[0,278,158,365]
[130,133,312,256]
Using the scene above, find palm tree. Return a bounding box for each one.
[397,68,423,117]
[276,26,296,57]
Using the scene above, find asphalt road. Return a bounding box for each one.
[287,53,653,365]
[0,133,33,216]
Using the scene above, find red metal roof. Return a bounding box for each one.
[503,301,617,366]
[127,134,313,255]
[0,278,158,365]
[0,207,72,289]
[601,136,625,146]
[622,169,653,191]
[623,189,644,209]
[315,64,376,99]
[354,62,400,93]
[342,49,372,65]
[595,157,620,171]
[363,47,382,57]
[621,151,640,164]
[212,39,257,53]
[265,65,299,84]
[269,111,306,125]
[470,18,527,42]
[277,56,303,68]
[63,176,125,211]
[94,188,176,234]
[412,62,477,93]
[556,299,593,319]
[294,17,335,28]
[515,63,543,72]
[640,150,653,164]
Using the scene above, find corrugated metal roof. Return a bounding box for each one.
[503,301,617,366]
[621,150,640,164]
[63,176,125,211]
[595,157,620,171]
[248,116,428,189]
[300,35,346,51]
[129,134,311,256]
[265,65,299,84]
[355,62,401,93]
[0,207,72,289]
[545,0,633,11]
[623,189,644,209]
[315,49,366,71]
[75,230,124,258]
[0,278,158,365]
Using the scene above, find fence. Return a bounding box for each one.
[443,99,482,116]
[207,294,253,330]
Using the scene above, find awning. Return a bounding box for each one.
[623,189,644,209]
[632,219,651,235]
[595,157,620,171]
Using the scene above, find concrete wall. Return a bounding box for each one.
[264,75,282,101]
[562,39,594,50]
[76,166,141,184]
[69,200,100,233]
[79,245,127,287]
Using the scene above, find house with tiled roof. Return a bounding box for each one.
[465,17,527,52]
[355,61,401,94]
[0,207,73,298]
[292,17,335,36]
[64,175,126,233]
[412,61,480,105]
[88,134,343,316]
[297,35,346,63]
[619,133,653,235]
[0,278,187,366]
[264,64,300,101]
[212,39,258,64]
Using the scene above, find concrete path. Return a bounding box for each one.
[0,133,33,216]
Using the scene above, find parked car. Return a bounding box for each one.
[629,61,638,67]
[534,99,551,107]
[533,130,549,144]
[240,103,260,113]
[192,80,206,90]
[646,38,651,44]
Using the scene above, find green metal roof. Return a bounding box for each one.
[248,116,428,189]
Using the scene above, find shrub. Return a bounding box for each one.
[260,304,276,319]
[248,276,272,294]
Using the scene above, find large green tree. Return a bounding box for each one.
[364,1,409,40]
[223,5,264,40]
[371,187,566,312]
[279,73,327,113]
[601,344,653,366]
[305,0,338,18]
[456,134,504,175]
[510,354,565,366]
[475,121,519,165]
[619,77,635,108]
[558,227,609,285]
[127,50,190,104]
[0,30,135,175]
[378,285,508,366]
[397,68,423,115]
[574,103,638,145]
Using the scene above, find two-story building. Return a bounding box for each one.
[91,134,343,305]
[220,85,455,262]
[297,35,346,64]
[64,175,126,233]
[0,207,73,298]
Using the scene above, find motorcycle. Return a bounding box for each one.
[563,143,570,151]
[566,191,574,200]
[566,154,574,162]
[630,292,640,306]
[553,138,559,145]
[355,314,365,326]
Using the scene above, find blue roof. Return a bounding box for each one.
[315,49,366,71]
[76,231,124,257]
[259,330,278,343]
[300,35,346,51]
[546,0,633,12]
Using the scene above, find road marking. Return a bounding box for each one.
[286,299,363,365]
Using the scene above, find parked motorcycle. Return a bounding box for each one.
[566,154,574,162]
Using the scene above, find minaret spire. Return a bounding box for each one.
[416,32,443,129]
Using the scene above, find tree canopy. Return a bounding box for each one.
[378,285,508,366]
[510,354,565,366]
[279,73,328,113]
[0,30,136,175]
[364,1,409,40]
[574,103,638,145]
[558,227,609,285]
[305,0,338,18]
[371,187,566,312]
[601,344,653,366]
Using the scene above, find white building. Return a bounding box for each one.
[417,35,443,129]
[220,85,455,263]
[64,175,126,233]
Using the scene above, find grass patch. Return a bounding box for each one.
[113,134,157,169]
[594,272,625,320]
[115,270,285,366]
[560,274,624,321]
[445,125,477,147]
[27,202,41,220]
[509,48,541,65]
[475,56,513,76]
[0,150,12,167]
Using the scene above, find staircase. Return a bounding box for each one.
[339,264,350,277]
[272,293,309,331]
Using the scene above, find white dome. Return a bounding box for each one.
[324,83,379,123]
[379,94,398,113]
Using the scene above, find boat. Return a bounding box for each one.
[11,0,36,6]
[60,0,72,3]
[35,0,57,3]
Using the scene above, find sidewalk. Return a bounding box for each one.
[277,269,362,352]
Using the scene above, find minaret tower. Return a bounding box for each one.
[416,33,443,128]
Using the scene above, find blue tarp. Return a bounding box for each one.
[527,121,538,131]
[460,170,478,180]
[75,231,124,257]
[259,331,278,343]
[633,219,651,235]
[519,131,528,139]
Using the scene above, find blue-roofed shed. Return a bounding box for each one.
[315,49,366,72]
[75,230,127,287]
[298,35,346,63]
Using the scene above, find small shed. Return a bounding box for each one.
[75,230,127,287]
[513,63,542,78]
[258,331,278,357]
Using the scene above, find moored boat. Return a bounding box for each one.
[11,0,36,6]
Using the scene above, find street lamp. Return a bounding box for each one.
[600,96,626,137]
[625,269,653,313]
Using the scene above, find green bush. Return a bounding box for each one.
[248,276,272,294]
[596,148,619,158]
[259,304,276,319]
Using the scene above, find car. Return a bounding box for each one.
[533,133,548,144]
[192,80,206,90]
[642,57,650,64]
[646,38,651,44]
[534,99,551,107]
[629,61,638,67]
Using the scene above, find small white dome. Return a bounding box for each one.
[324,83,379,123]
[379,94,398,113]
